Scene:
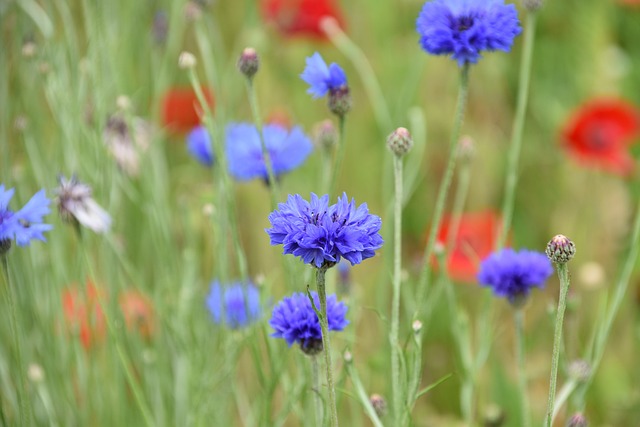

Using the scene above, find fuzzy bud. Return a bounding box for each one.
[387,127,413,157]
[546,234,576,264]
[458,135,475,162]
[568,360,591,383]
[313,120,338,150]
[116,95,131,112]
[566,413,588,427]
[27,363,44,383]
[483,404,505,427]
[328,86,351,117]
[523,0,543,11]
[412,320,423,334]
[237,48,259,80]
[0,239,11,256]
[300,338,323,356]
[178,51,197,69]
[369,394,387,418]
[343,350,353,363]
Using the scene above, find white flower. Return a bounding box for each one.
[55,175,111,233]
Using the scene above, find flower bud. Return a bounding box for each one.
[483,403,505,427]
[27,363,44,383]
[568,360,591,383]
[343,350,353,363]
[237,47,259,80]
[178,51,197,69]
[412,320,423,334]
[546,234,576,264]
[328,86,351,117]
[458,135,475,162]
[369,394,387,418]
[566,413,588,427]
[300,338,323,356]
[313,120,338,150]
[0,239,11,256]
[523,0,543,11]
[387,127,413,157]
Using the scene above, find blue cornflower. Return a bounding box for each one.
[266,193,384,268]
[0,185,52,253]
[301,52,347,99]
[270,291,349,355]
[416,0,522,66]
[226,123,313,181]
[205,281,261,329]
[477,248,553,305]
[187,126,214,167]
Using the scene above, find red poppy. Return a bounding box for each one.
[62,282,106,349]
[160,87,214,134]
[433,211,502,283]
[561,98,640,176]
[119,290,155,340]
[260,0,345,40]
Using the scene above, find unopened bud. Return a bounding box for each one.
[343,350,353,363]
[412,320,423,334]
[568,360,591,383]
[22,41,37,58]
[566,413,588,427]
[313,120,338,150]
[387,127,413,157]
[27,363,44,383]
[328,86,351,117]
[0,239,11,256]
[184,1,203,21]
[300,339,323,356]
[546,234,576,264]
[178,51,197,69]
[116,95,131,111]
[458,135,475,162]
[369,394,387,418]
[483,403,505,427]
[237,48,259,80]
[523,0,543,11]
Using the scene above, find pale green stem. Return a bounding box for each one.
[514,309,530,427]
[415,63,470,311]
[552,379,577,422]
[311,356,324,427]
[446,158,472,258]
[244,78,280,209]
[497,11,538,250]
[330,116,346,198]
[545,263,571,427]
[390,154,404,426]
[1,255,31,426]
[345,360,384,427]
[316,266,339,427]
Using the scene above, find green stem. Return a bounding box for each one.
[545,263,571,427]
[514,309,530,427]
[330,116,346,198]
[415,63,470,311]
[497,11,537,250]
[311,356,324,427]
[446,157,472,258]
[345,359,384,427]
[1,255,31,426]
[316,266,339,427]
[244,78,280,209]
[390,154,404,426]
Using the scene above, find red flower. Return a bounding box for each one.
[562,99,640,176]
[434,211,502,283]
[119,290,155,340]
[260,0,345,40]
[160,87,214,134]
[62,282,106,349]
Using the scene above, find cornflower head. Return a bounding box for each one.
[416,0,522,66]
[266,193,383,269]
[205,281,261,329]
[226,123,313,182]
[301,52,351,116]
[269,291,348,355]
[187,125,214,167]
[477,248,553,306]
[0,185,52,254]
[55,175,111,234]
[103,113,152,176]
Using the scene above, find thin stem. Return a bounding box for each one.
[330,116,346,198]
[345,359,384,427]
[446,156,472,257]
[415,63,470,311]
[1,255,31,426]
[545,263,571,427]
[316,266,339,427]
[514,309,530,427]
[244,78,280,209]
[311,356,324,427]
[390,154,404,426]
[497,12,537,250]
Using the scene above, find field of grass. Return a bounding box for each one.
[2,0,640,425]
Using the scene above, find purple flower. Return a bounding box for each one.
[266,193,384,268]
[0,185,52,251]
[226,123,313,181]
[300,52,347,99]
[206,281,261,329]
[477,248,553,304]
[270,291,348,354]
[416,0,522,66]
[187,126,214,167]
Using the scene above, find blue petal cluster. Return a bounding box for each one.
[300,52,348,98]
[266,193,384,268]
[0,185,52,248]
[205,281,261,329]
[416,0,522,66]
[226,123,313,181]
[270,291,349,349]
[477,248,553,303]
[187,126,214,167]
